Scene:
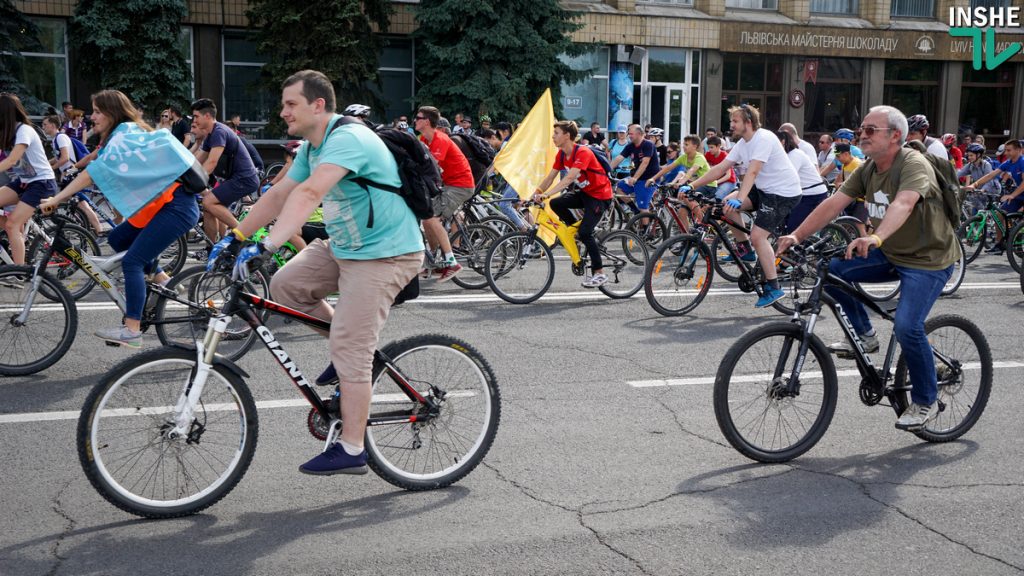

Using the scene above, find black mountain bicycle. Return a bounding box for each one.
[713,237,992,463]
[78,265,501,519]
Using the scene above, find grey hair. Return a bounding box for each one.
[870,105,908,145]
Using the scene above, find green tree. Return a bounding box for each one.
[247,0,393,134]
[413,0,588,122]
[0,0,46,112]
[70,0,192,118]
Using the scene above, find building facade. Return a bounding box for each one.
[11,0,1024,146]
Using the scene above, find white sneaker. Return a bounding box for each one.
[828,333,879,358]
[896,402,939,431]
[581,273,608,288]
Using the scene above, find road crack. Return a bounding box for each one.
[46,480,77,576]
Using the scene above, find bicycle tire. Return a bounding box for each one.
[941,239,966,296]
[1006,220,1024,273]
[365,334,500,490]
[0,266,78,376]
[27,222,102,300]
[890,314,992,443]
[713,322,838,463]
[956,215,986,264]
[161,234,189,277]
[477,215,518,238]
[625,212,668,249]
[154,265,268,361]
[644,234,713,316]
[56,202,92,231]
[597,229,650,299]
[484,232,555,304]
[77,347,259,518]
[709,232,743,283]
[450,224,500,290]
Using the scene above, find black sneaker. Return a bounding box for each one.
[316,362,338,386]
[299,443,368,475]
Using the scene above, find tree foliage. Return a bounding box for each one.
[413,0,588,122]
[247,0,393,134]
[70,0,192,117]
[0,0,47,112]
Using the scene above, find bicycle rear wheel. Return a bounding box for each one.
[1006,220,1024,273]
[77,348,258,518]
[956,215,986,264]
[890,314,992,442]
[450,224,500,290]
[714,322,838,463]
[484,232,555,304]
[597,229,649,299]
[941,239,966,296]
[154,265,268,361]
[366,334,500,490]
[644,234,713,316]
[27,223,101,300]
[625,212,668,250]
[160,234,189,277]
[0,266,78,376]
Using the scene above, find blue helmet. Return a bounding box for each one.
[834,128,855,141]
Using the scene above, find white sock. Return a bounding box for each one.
[862,329,876,338]
[444,251,456,264]
[339,439,363,456]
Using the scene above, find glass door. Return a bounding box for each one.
[647,83,689,143]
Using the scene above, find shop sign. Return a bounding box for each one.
[565,97,583,109]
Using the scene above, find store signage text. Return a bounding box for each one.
[739,31,899,53]
[948,7,1023,70]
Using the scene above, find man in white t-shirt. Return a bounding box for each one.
[683,104,801,308]
[906,114,949,160]
[42,115,77,176]
[780,123,817,166]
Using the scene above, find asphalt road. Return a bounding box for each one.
[1,254,1022,576]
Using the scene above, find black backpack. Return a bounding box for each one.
[558,144,614,181]
[451,133,496,187]
[318,116,443,226]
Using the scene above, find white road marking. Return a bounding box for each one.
[4,281,1016,312]
[627,360,1024,388]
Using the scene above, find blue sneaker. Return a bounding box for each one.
[721,252,757,263]
[755,286,786,308]
[316,362,337,386]
[299,443,369,476]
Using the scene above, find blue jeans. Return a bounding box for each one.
[825,248,953,405]
[714,181,737,200]
[496,184,526,229]
[616,179,656,210]
[108,189,200,320]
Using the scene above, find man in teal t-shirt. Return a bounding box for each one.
[221,69,423,476]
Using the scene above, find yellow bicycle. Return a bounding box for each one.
[483,199,649,304]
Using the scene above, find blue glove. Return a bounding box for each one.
[233,242,269,279]
[206,234,239,272]
[726,198,742,209]
[678,184,693,194]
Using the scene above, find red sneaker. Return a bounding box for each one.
[436,263,463,283]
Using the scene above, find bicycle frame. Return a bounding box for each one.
[179,282,437,449]
[532,206,583,263]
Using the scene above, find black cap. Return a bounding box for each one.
[835,143,851,154]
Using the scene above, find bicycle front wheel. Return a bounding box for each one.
[77,348,258,518]
[27,223,101,300]
[956,215,986,264]
[0,266,78,376]
[154,266,269,361]
[160,234,189,277]
[941,239,966,296]
[891,314,992,442]
[714,323,838,463]
[1005,220,1024,273]
[450,224,500,290]
[484,232,555,304]
[644,234,713,316]
[624,212,668,250]
[366,334,500,490]
[597,229,649,299]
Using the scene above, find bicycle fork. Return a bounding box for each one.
[169,314,232,438]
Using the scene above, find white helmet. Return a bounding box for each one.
[343,104,371,118]
[647,127,664,138]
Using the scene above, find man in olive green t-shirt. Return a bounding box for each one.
[776,105,958,432]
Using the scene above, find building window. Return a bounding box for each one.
[883,61,938,130]
[12,18,69,115]
[222,30,273,137]
[970,0,1009,8]
[179,27,194,99]
[374,38,415,123]
[891,0,933,18]
[726,0,779,10]
[638,0,695,5]
[810,0,859,14]
[803,58,863,135]
[560,47,610,130]
[721,54,783,134]
[961,66,1015,138]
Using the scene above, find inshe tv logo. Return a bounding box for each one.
[949,6,1023,71]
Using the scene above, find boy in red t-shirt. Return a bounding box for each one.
[532,121,612,288]
[703,136,737,199]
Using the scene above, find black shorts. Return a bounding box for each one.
[6,178,57,209]
[747,186,801,233]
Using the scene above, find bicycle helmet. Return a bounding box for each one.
[647,127,664,137]
[942,133,956,146]
[966,143,986,155]
[343,104,372,118]
[833,128,855,142]
[906,114,930,134]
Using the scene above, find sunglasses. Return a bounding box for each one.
[858,125,893,137]
[414,116,427,121]
[161,114,170,118]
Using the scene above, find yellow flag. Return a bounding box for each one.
[493,89,557,201]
